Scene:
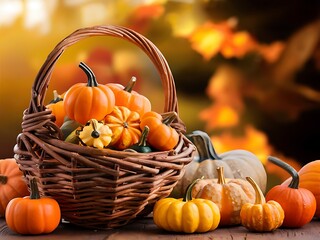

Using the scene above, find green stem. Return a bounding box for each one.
[268,156,299,189]
[0,175,8,184]
[183,177,203,202]
[30,178,41,199]
[187,130,221,161]
[138,126,149,147]
[79,62,98,87]
[123,77,137,93]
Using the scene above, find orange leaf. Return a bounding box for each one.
[200,103,240,130]
[221,31,257,58]
[188,21,232,60]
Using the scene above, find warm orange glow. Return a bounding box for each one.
[188,21,231,60]
[200,103,239,129]
[221,31,257,58]
[211,125,272,165]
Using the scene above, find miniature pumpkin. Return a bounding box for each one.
[5,178,61,235]
[104,106,141,150]
[266,156,316,228]
[63,62,115,124]
[191,166,255,226]
[153,178,220,233]
[171,130,267,198]
[46,90,66,127]
[240,177,284,232]
[107,76,151,116]
[140,111,179,151]
[0,158,29,217]
[282,160,320,218]
[78,119,113,149]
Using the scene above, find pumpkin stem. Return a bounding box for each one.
[162,111,178,125]
[30,178,41,199]
[183,177,204,202]
[49,90,63,104]
[217,167,226,184]
[137,126,149,147]
[0,175,8,184]
[268,156,299,189]
[186,130,221,161]
[124,76,137,93]
[246,177,266,204]
[79,62,98,87]
[129,126,152,153]
[91,119,100,138]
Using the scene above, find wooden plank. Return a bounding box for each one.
[0,217,319,240]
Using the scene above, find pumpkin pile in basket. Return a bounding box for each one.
[14,25,195,230]
[50,61,179,152]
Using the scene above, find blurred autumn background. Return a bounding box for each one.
[0,0,319,189]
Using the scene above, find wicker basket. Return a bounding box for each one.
[14,25,195,229]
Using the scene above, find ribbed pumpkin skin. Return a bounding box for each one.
[107,82,151,116]
[140,111,179,151]
[153,198,220,233]
[266,185,316,228]
[240,201,284,232]
[191,173,255,226]
[104,106,141,150]
[0,159,29,216]
[282,160,320,218]
[5,178,61,235]
[64,83,115,125]
[240,177,284,232]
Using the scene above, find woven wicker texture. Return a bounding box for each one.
[14,25,195,229]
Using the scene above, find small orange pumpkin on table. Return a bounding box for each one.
[0,158,29,217]
[266,156,316,228]
[240,177,284,232]
[5,178,61,235]
[282,159,320,218]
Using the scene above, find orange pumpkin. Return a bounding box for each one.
[0,158,29,217]
[240,177,284,232]
[282,160,320,218]
[191,166,255,226]
[140,111,179,151]
[46,90,66,127]
[104,106,141,150]
[107,76,151,116]
[5,178,61,235]
[64,62,115,125]
[266,156,316,228]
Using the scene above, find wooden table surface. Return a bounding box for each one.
[1,217,319,240]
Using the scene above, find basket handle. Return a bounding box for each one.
[28,25,182,126]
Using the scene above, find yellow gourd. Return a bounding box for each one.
[153,178,220,233]
[78,119,113,149]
